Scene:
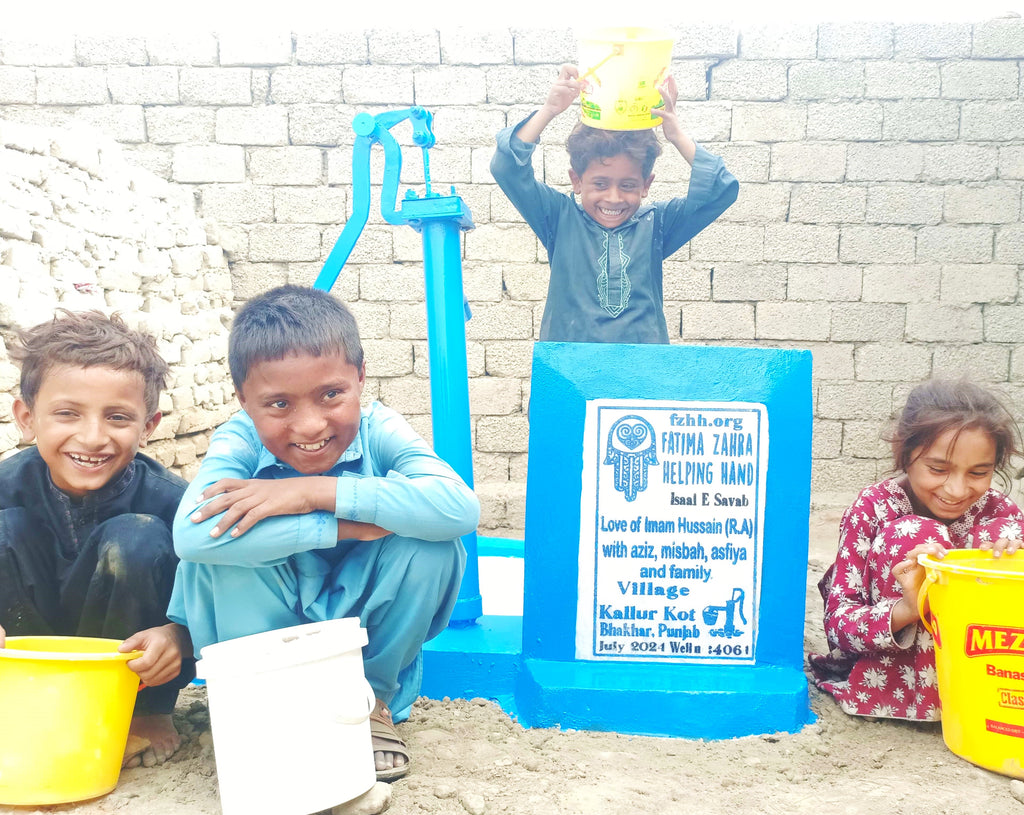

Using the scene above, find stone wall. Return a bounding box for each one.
[1,20,1023,536]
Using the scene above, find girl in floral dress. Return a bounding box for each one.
[809,379,1023,721]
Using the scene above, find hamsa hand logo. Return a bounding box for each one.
[604,415,658,502]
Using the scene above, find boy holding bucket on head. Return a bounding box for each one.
[0,310,194,768]
[491,57,739,343]
[168,284,478,783]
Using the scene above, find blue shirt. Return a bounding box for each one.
[491,115,739,344]
[172,401,480,571]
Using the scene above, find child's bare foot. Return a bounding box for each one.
[122,713,180,768]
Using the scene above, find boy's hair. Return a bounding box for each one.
[565,122,663,179]
[10,310,168,415]
[228,284,363,390]
[886,378,1021,490]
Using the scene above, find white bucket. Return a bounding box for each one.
[197,619,376,815]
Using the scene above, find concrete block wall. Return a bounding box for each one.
[1,19,1022,536]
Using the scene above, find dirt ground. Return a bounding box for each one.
[4,509,1023,815]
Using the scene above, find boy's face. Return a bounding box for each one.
[13,365,160,497]
[238,352,365,475]
[569,154,654,229]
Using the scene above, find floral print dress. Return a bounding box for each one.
[808,478,1024,721]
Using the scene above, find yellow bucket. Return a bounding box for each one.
[577,27,675,131]
[0,636,142,805]
[918,550,1024,778]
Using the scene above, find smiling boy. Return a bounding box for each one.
[492,64,739,343]
[0,310,194,768]
[168,285,478,784]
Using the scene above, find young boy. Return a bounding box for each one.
[491,65,739,344]
[0,310,194,768]
[168,284,478,783]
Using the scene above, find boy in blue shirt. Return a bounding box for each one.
[492,65,739,343]
[0,310,194,769]
[169,285,478,782]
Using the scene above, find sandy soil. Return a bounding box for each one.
[4,509,1023,815]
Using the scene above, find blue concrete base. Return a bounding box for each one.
[421,615,523,713]
[514,658,812,739]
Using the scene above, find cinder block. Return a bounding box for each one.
[476,414,530,454]
[933,344,1010,382]
[229,262,287,300]
[248,224,322,262]
[894,23,971,58]
[0,36,75,66]
[819,23,894,59]
[940,264,1017,303]
[172,144,245,183]
[924,144,998,182]
[295,31,368,65]
[985,305,1024,343]
[218,32,293,67]
[812,419,843,458]
[717,183,790,223]
[379,376,433,416]
[271,67,343,104]
[916,225,994,263]
[180,68,252,106]
[76,35,147,65]
[811,457,883,497]
[830,303,906,342]
[0,67,34,104]
[464,302,534,340]
[360,264,425,302]
[999,146,1024,179]
[289,103,358,147]
[348,301,391,339]
[342,65,414,105]
[433,106,508,146]
[71,105,145,143]
[996,223,1023,263]
[672,59,712,101]
[502,263,550,301]
[216,107,289,146]
[510,28,575,64]
[465,223,538,262]
[840,420,890,459]
[362,339,414,377]
[944,183,1021,224]
[816,380,895,420]
[440,27,513,65]
[972,18,1024,58]
[200,183,275,223]
[675,23,739,57]
[249,146,324,185]
[415,66,487,106]
[841,226,915,263]
[468,376,523,415]
[942,60,1019,100]
[739,24,816,59]
[862,263,940,303]
[788,61,865,100]
[146,107,215,144]
[712,263,786,301]
[680,302,754,340]
[731,103,806,142]
[790,184,866,224]
[803,341,855,380]
[146,33,218,66]
[274,185,347,224]
[848,143,924,181]
[486,64,554,105]
[770,142,846,182]
[462,262,503,302]
[756,301,830,341]
[882,100,960,141]
[961,101,1024,141]
[678,101,734,142]
[865,184,943,225]
[854,343,931,381]
[807,101,882,141]
[864,61,939,99]
[710,60,787,101]
[764,223,838,263]
[690,223,764,262]
[485,340,534,378]
[707,142,770,183]
[787,264,862,301]
[36,68,107,104]
[906,303,983,342]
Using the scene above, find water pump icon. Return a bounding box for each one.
[702,588,747,638]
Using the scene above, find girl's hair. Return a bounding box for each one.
[565,122,663,179]
[10,310,168,415]
[228,284,363,390]
[886,379,1021,489]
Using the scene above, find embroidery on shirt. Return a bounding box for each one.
[596,232,632,318]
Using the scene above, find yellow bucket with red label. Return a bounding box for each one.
[577,27,675,131]
[918,550,1024,778]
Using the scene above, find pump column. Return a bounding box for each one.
[400,192,481,625]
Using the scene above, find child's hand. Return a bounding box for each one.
[890,541,948,631]
[543,64,585,118]
[652,75,696,164]
[0,623,5,648]
[977,536,1022,558]
[120,624,189,687]
[191,476,336,538]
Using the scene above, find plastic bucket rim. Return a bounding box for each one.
[918,550,1024,581]
[1,635,142,662]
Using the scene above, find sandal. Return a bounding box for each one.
[369,699,410,782]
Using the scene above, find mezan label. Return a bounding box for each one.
[575,400,767,664]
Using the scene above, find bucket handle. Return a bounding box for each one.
[335,680,377,726]
[916,563,938,636]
